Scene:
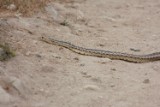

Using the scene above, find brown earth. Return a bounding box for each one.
[0,0,160,107]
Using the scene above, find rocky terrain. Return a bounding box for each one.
[0,0,160,107]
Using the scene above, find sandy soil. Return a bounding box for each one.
[0,0,160,107]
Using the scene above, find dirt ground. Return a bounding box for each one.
[0,0,160,107]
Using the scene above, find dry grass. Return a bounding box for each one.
[0,0,50,15]
[0,0,74,16]
[0,43,15,61]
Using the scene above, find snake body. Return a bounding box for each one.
[41,36,160,63]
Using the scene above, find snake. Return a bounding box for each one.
[40,36,160,63]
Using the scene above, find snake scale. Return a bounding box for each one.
[40,36,160,63]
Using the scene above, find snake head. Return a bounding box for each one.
[40,36,53,44]
[40,36,61,45]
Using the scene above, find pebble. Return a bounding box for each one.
[7,4,16,10]
[130,48,140,52]
[35,54,42,58]
[76,10,85,21]
[52,53,61,59]
[143,79,150,84]
[73,57,79,61]
[11,77,25,92]
[80,63,85,66]
[98,58,111,64]
[111,68,116,71]
[81,71,87,75]
[25,51,31,56]
[83,85,100,91]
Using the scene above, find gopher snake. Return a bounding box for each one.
[40,36,160,63]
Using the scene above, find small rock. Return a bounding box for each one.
[83,75,92,78]
[55,28,60,31]
[52,53,61,59]
[60,20,69,26]
[35,54,42,58]
[45,5,58,20]
[10,77,30,96]
[111,68,116,71]
[25,51,31,56]
[83,85,100,91]
[130,48,140,52]
[91,77,102,83]
[7,4,16,10]
[0,86,13,104]
[74,57,79,61]
[98,58,111,64]
[80,71,91,78]
[80,64,85,66]
[73,57,79,61]
[81,71,87,75]
[143,79,150,84]
[98,44,105,47]
[110,85,115,88]
[76,10,85,21]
